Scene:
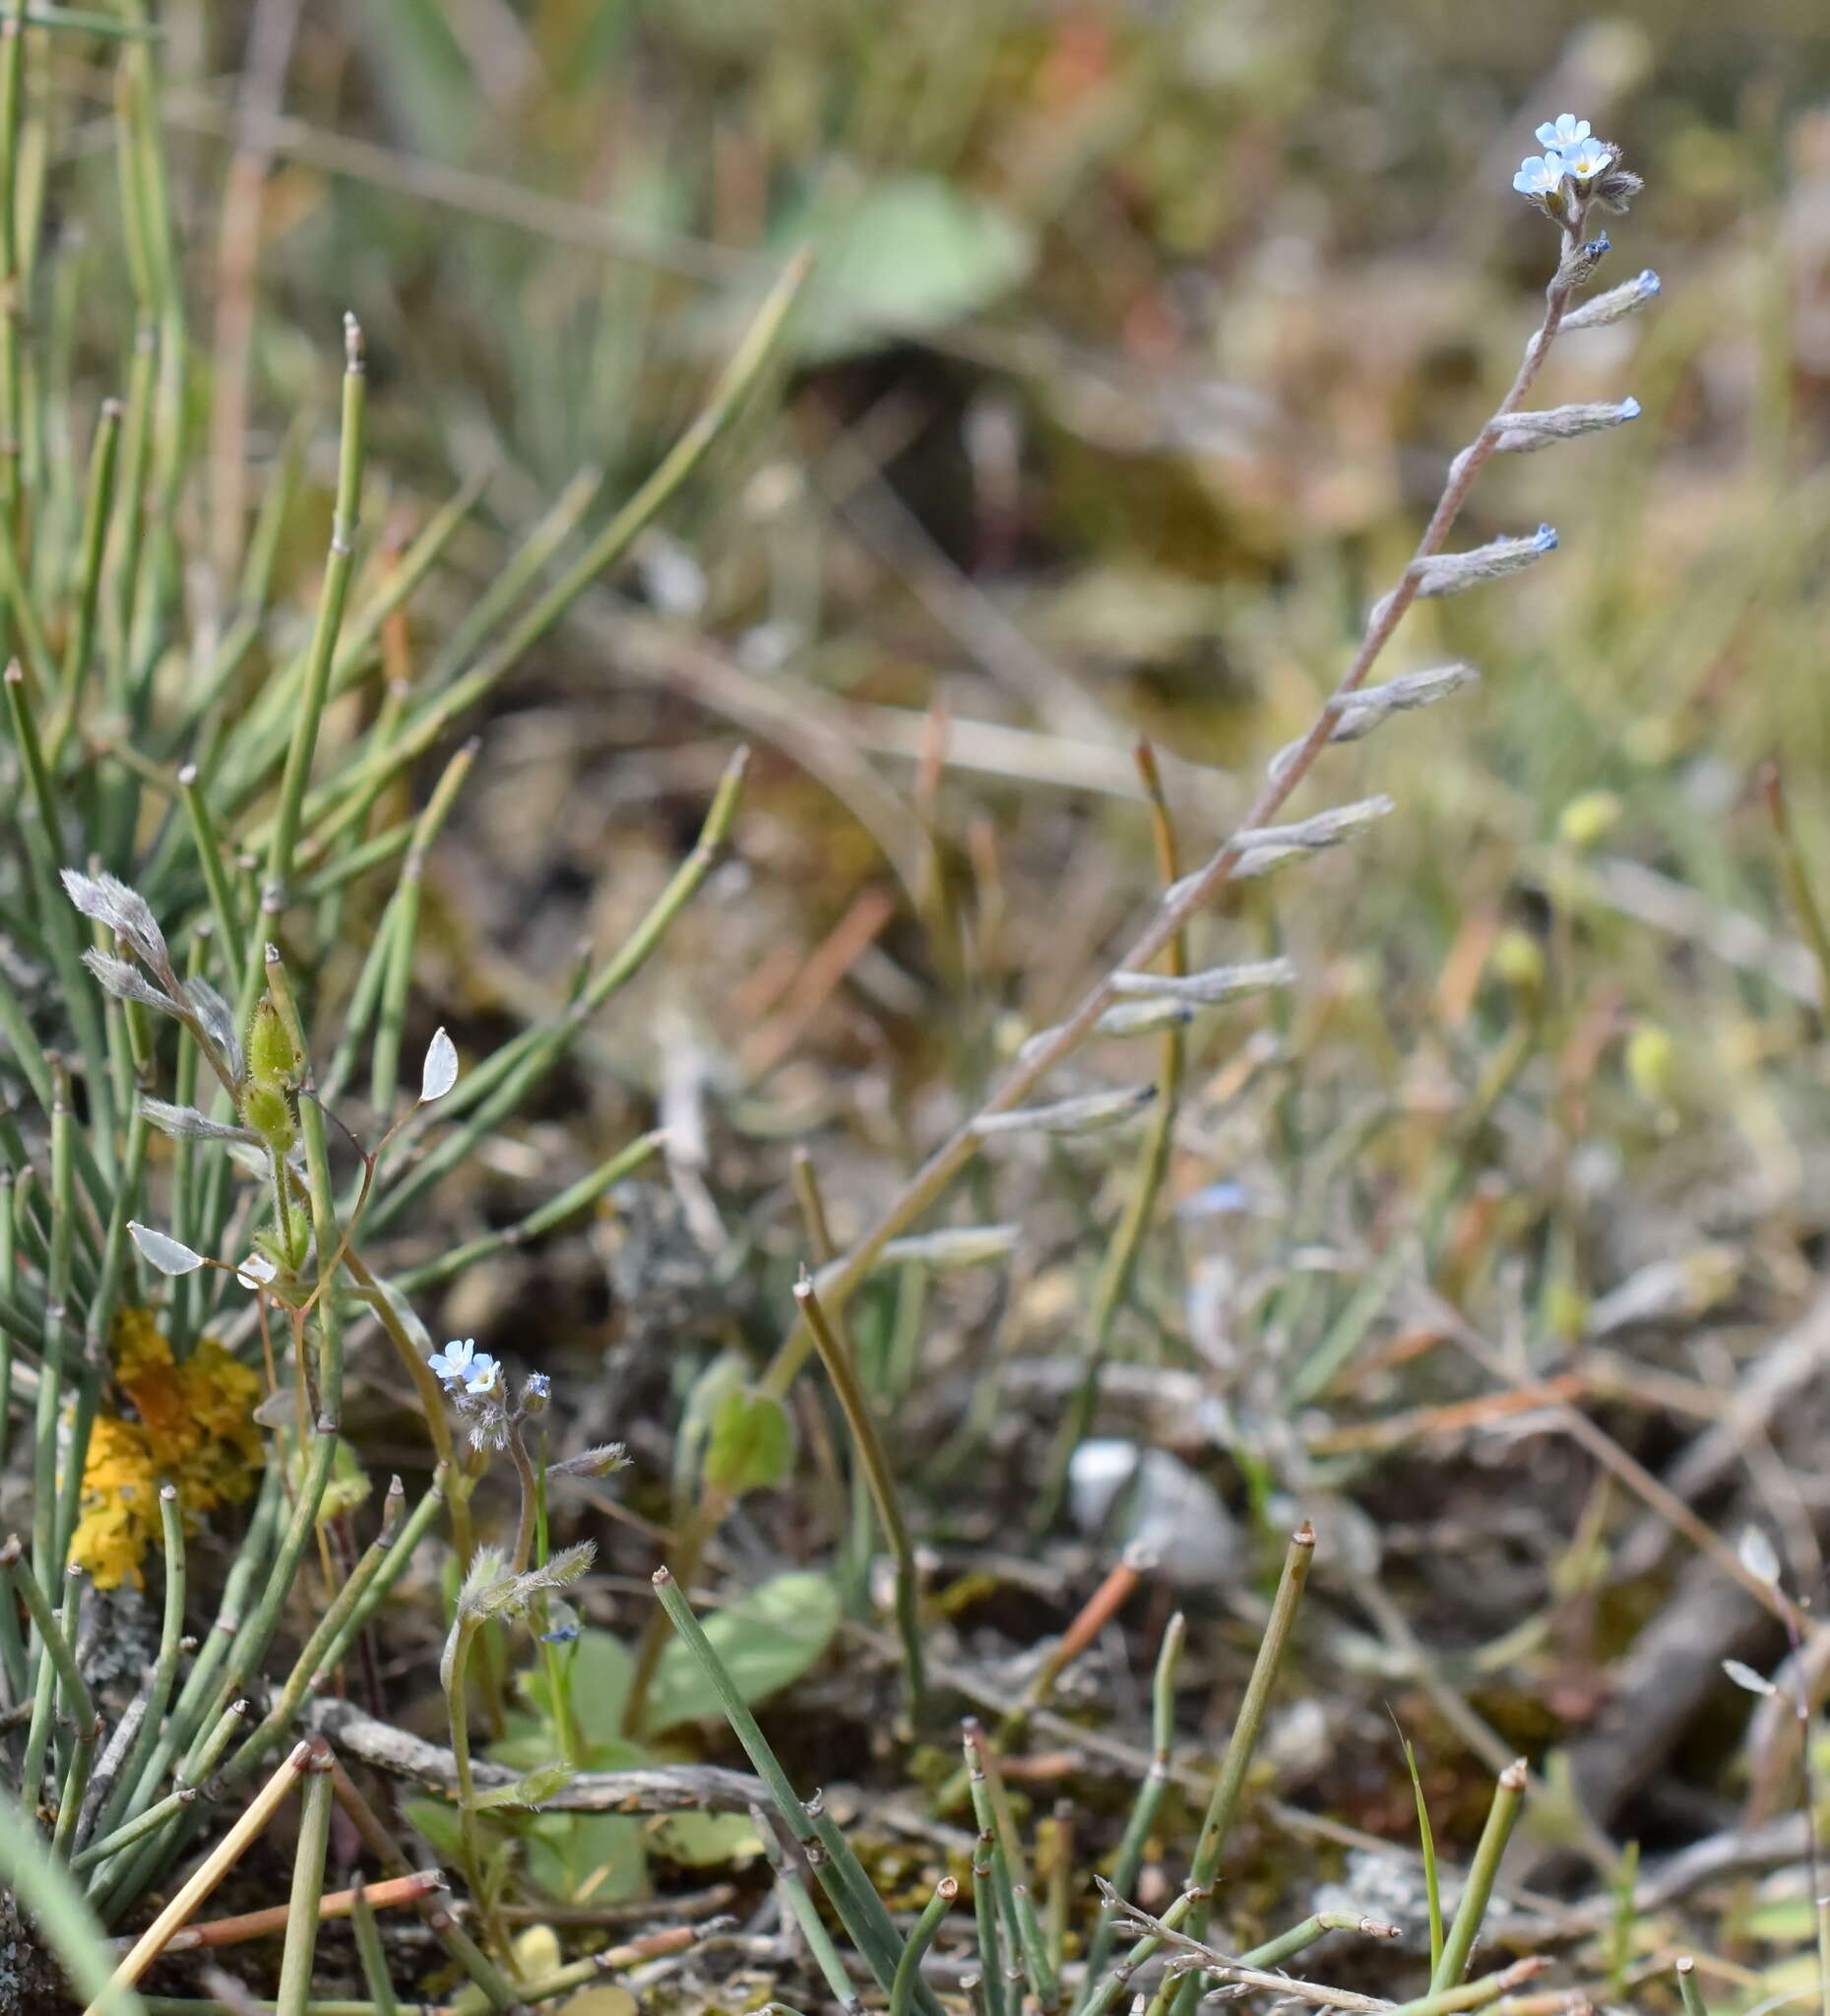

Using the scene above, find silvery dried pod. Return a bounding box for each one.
[61,867,169,973]
[83,949,179,1015]
[1267,666,1478,785]
[1108,955,1296,1005]
[1490,398,1639,454]
[139,1098,259,1144]
[185,977,244,1083]
[1408,526,1558,598]
[1558,268,1661,332]
[1091,998,1196,1040]
[1068,1440,1238,1588]
[974,1083,1155,1139]
[875,1223,1019,1270]
[1225,795,1395,882]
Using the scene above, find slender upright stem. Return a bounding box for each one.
[796,1274,924,1725]
[892,1878,957,2016]
[273,1749,335,2016]
[758,207,1599,1401]
[264,313,365,907]
[1430,1758,1529,1990]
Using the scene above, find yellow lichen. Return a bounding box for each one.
[69,1309,264,1590]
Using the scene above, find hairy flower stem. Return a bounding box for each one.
[757,199,1596,1406]
[507,1423,539,1576]
[440,1615,506,1961]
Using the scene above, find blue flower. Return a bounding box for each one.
[428,1338,478,1389]
[1559,135,1614,183]
[464,1354,503,1397]
[1513,154,1567,200]
[1535,113,1591,153]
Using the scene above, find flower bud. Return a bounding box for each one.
[1490,399,1639,455]
[1409,526,1557,599]
[1559,269,1660,333]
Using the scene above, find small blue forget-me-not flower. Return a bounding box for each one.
[1535,113,1591,153]
[1513,154,1568,199]
[428,1337,478,1389]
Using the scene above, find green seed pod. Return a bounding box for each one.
[241,1081,296,1156]
[246,997,299,1093]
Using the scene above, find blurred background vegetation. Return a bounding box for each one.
[46,0,1830,1986]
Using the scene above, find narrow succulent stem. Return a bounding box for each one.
[0,1790,142,2016]
[45,396,124,767]
[891,1878,957,2016]
[1674,1958,1708,2016]
[1240,1912,1401,1970]
[651,1566,935,2011]
[964,1720,1058,2012]
[322,735,475,1105]
[440,1616,503,1959]
[1190,1523,1315,1886]
[282,254,805,848]
[367,733,474,1111]
[364,743,749,1233]
[386,1129,663,1293]
[1429,1758,1529,1990]
[970,1828,1007,2016]
[31,1076,75,1589]
[1077,1611,1185,2004]
[348,1878,401,2016]
[760,1808,862,2016]
[1393,1957,1547,2016]
[1168,1521,1315,2016]
[91,1738,315,2013]
[72,1784,198,1877]
[263,314,366,906]
[92,1483,184,1843]
[273,1749,335,2016]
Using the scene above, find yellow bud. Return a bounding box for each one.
[1544,1278,1590,1343]
[1491,927,1545,993]
[1624,1021,1676,1106]
[1557,789,1623,850]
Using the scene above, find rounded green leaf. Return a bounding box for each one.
[648,1570,840,1732]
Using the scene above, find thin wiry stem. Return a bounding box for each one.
[759,197,1602,1400]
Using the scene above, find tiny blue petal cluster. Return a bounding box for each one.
[1513,154,1566,199]
[428,1337,502,1395]
[1513,113,1617,201]
[1536,113,1591,152]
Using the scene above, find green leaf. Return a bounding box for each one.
[648,1571,840,1732]
[703,1385,794,1496]
[525,1810,648,1905]
[650,1808,766,1867]
[475,1762,578,1811]
[403,1796,464,1863]
[515,1629,636,1749]
[675,1354,748,1510]
[789,176,1033,362]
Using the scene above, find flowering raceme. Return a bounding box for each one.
[69,1309,263,1589]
